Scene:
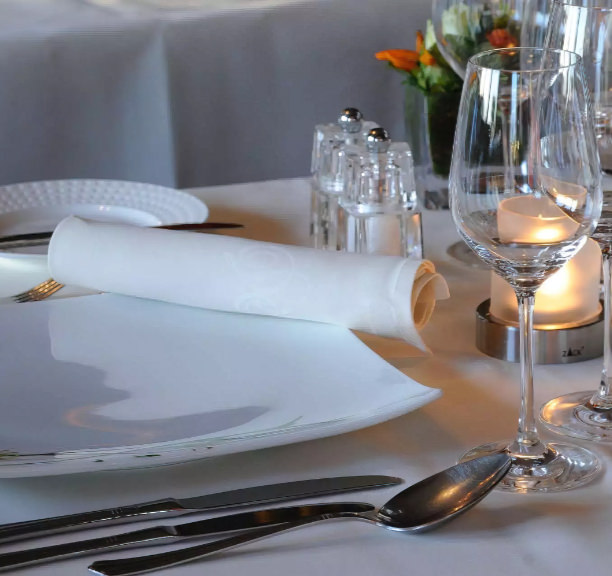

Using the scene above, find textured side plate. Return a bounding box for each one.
[0,179,208,257]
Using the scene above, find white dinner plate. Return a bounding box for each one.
[0,179,208,258]
[0,294,441,477]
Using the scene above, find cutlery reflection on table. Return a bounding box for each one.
[0,476,401,545]
[0,502,375,571]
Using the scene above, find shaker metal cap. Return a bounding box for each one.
[338,107,364,133]
[366,127,391,152]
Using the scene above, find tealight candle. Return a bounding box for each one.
[490,195,601,329]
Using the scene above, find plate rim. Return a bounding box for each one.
[0,179,208,258]
[0,387,441,477]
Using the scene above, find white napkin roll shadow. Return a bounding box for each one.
[48,217,450,351]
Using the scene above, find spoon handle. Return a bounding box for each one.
[88,512,361,576]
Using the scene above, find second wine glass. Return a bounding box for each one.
[451,47,602,492]
[540,0,612,442]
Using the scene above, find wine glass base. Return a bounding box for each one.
[446,241,487,268]
[459,440,601,493]
[540,390,612,442]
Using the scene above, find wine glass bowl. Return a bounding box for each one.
[544,2,612,169]
[432,0,550,269]
[451,47,602,491]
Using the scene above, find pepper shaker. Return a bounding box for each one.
[339,127,422,259]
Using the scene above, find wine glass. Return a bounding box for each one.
[451,47,602,491]
[432,0,551,267]
[540,0,612,442]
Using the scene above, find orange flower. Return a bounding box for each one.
[486,28,517,48]
[375,49,419,72]
[419,50,437,66]
[416,30,424,53]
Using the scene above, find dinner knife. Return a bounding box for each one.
[0,502,375,571]
[0,475,400,544]
[0,222,244,250]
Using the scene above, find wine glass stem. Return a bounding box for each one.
[592,249,612,407]
[510,290,547,458]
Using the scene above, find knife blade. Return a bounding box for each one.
[0,475,400,544]
[0,502,375,570]
[0,222,244,250]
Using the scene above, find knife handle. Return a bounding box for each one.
[0,500,185,544]
[0,526,173,571]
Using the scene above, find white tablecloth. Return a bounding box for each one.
[0,177,610,575]
[0,0,431,189]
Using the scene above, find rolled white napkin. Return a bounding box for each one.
[48,217,449,351]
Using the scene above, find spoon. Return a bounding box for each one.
[89,453,511,576]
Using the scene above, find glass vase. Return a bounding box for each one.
[404,85,461,210]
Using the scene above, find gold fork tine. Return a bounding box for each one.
[12,279,65,303]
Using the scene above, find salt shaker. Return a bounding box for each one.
[339,127,422,259]
[311,108,377,250]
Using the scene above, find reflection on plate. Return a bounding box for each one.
[0,294,441,477]
[0,180,208,257]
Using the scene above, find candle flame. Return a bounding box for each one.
[498,196,579,244]
[533,223,566,243]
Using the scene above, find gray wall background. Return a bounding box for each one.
[0,0,432,188]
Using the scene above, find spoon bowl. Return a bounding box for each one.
[378,452,511,532]
[89,453,511,576]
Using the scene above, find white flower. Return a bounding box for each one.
[441,3,479,39]
[425,19,437,51]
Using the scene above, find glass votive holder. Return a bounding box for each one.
[339,127,422,260]
[311,108,378,250]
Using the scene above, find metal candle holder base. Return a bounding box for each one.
[475,299,603,364]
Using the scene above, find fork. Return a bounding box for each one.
[12,278,65,303]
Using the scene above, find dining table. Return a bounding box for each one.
[0,176,610,575]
